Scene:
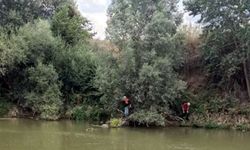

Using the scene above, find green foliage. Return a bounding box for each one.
[107,0,182,48]
[51,4,92,45]
[0,99,11,117]
[204,121,221,129]
[24,62,62,120]
[128,110,165,127]
[0,0,99,121]
[237,106,250,115]
[104,0,186,118]
[0,31,27,75]
[94,50,121,114]
[71,106,86,121]
[71,105,102,121]
[0,20,63,106]
[18,20,62,65]
[191,89,238,115]
[136,58,186,111]
[184,0,250,126]
[207,97,237,113]
[110,118,123,128]
[235,124,250,131]
[0,0,71,30]
[56,44,95,90]
[54,44,97,107]
[0,20,65,120]
[185,0,250,90]
[0,19,97,120]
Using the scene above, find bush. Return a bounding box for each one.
[93,50,120,115]
[51,4,91,45]
[71,106,86,121]
[0,31,27,75]
[110,118,123,128]
[71,105,102,121]
[204,121,220,129]
[128,110,165,127]
[24,62,62,120]
[0,100,10,117]
[235,124,250,131]
[86,106,102,122]
[54,44,97,106]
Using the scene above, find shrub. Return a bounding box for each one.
[51,4,91,45]
[128,110,165,127]
[71,105,102,121]
[54,44,96,106]
[71,106,86,121]
[236,124,250,131]
[0,100,10,117]
[24,62,62,120]
[204,121,220,129]
[110,118,123,128]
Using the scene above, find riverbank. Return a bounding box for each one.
[1,102,250,131]
[0,116,248,133]
[1,114,250,132]
[188,113,250,131]
[180,120,250,132]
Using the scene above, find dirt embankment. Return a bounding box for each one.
[180,49,250,130]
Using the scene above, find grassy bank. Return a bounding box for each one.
[184,112,250,131]
[187,121,250,132]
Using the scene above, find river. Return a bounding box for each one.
[0,119,249,150]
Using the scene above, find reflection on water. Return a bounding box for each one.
[0,119,249,150]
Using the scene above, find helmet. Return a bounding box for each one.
[187,102,191,106]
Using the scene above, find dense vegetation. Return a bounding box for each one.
[0,0,249,128]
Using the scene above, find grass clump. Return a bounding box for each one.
[110,118,123,128]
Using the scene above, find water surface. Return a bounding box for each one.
[0,119,249,150]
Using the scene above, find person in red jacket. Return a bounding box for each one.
[181,102,191,120]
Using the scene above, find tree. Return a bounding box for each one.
[0,30,27,75]
[107,0,182,49]
[104,0,186,119]
[51,4,92,45]
[50,4,97,106]
[0,0,99,120]
[24,62,62,120]
[94,50,121,114]
[0,20,64,118]
[0,0,71,29]
[185,0,250,100]
[54,44,96,105]
[107,0,183,72]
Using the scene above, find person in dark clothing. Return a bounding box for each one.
[181,102,190,120]
[122,96,131,117]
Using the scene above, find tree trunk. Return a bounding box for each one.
[243,60,250,101]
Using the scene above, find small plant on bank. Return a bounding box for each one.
[204,121,220,129]
[71,106,87,121]
[110,118,123,128]
[235,124,250,132]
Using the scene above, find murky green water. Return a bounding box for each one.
[0,119,250,150]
